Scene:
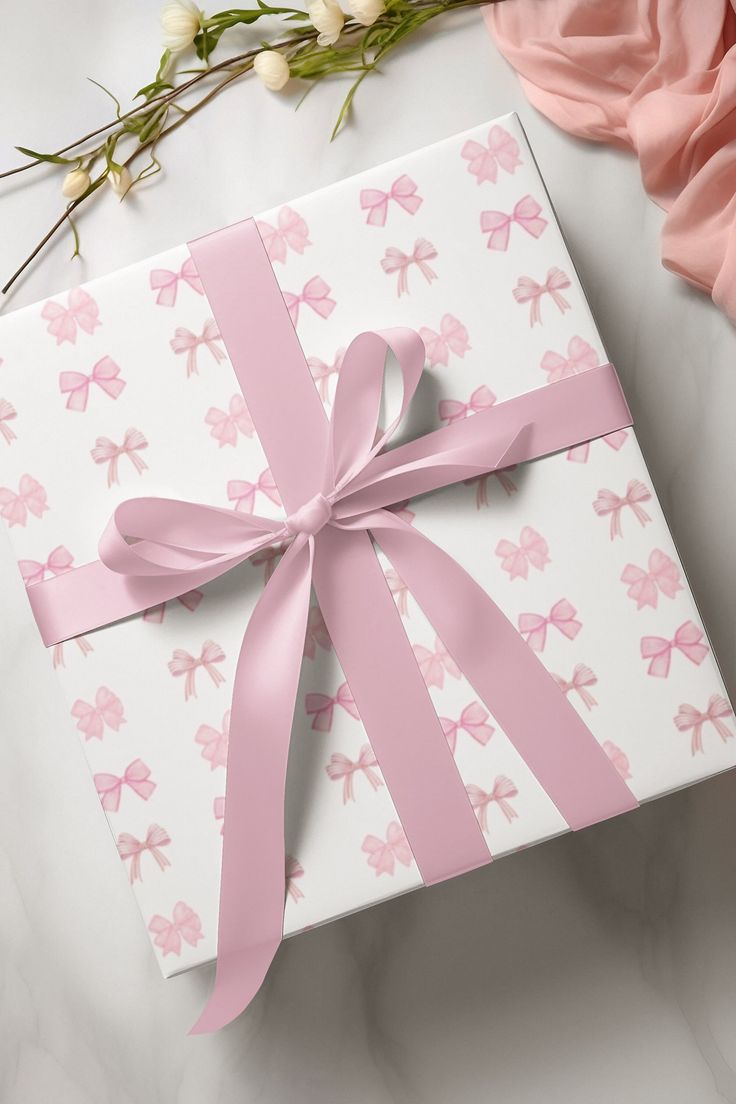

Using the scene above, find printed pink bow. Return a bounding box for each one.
[150,257,203,307]
[603,740,631,780]
[283,276,336,327]
[419,315,471,368]
[439,385,496,425]
[18,544,73,586]
[196,710,230,770]
[513,267,571,326]
[362,822,413,876]
[674,695,734,755]
[149,901,203,955]
[553,664,598,710]
[252,540,287,583]
[143,588,203,623]
[94,758,156,812]
[518,598,582,652]
[440,701,494,754]
[465,467,518,507]
[168,639,226,700]
[303,604,331,659]
[461,125,521,185]
[91,428,148,487]
[481,195,547,252]
[41,287,100,345]
[286,855,304,901]
[307,348,345,402]
[71,685,126,740]
[541,336,598,382]
[0,399,17,443]
[413,636,461,689]
[205,395,254,447]
[381,238,438,296]
[0,473,48,527]
[305,681,360,731]
[640,620,709,678]
[325,744,383,803]
[171,319,226,377]
[59,356,126,412]
[117,824,172,882]
[227,468,281,513]
[621,549,682,610]
[360,174,423,227]
[213,795,225,834]
[567,429,628,463]
[256,207,311,263]
[466,776,519,832]
[593,479,652,539]
[495,526,550,581]
[52,636,93,668]
[385,568,410,616]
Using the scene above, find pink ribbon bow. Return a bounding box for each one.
[148,902,203,955]
[251,540,287,583]
[513,267,572,326]
[41,287,100,345]
[466,776,519,832]
[465,467,518,507]
[59,356,126,412]
[413,636,461,689]
[52,636,93,668]
[283,276,336,327]
[143,588,204,623]
[205,395,254,447]
[19,544,73,586]
[440,701,495,754]
[518,598,582,652]
[567,428,629,463]
[305,681,360,731]
[541,336,599,382]
[0,473,48,528]
[286,855,305,901]
[227,467,282,514]
[362,822,413,876]
[91,428,148,488]
[553,663,598,711]
[621,549,683,610]
[495,526,550,581]
[150,257,203,307]
[325,744,383,803]
[171,319,226,377]
[168,639,226,700]
[360,174,423,227]
[307,348,345,403]
[94,758,156,812]
[117,824,172,882]
[418,315,471,368]
[641,621,709,678]
[71,685,126,740]
[196,710,230,770]
[674,695,734,755]
[480,195,548,252]
[381,238,438,296]
[256,207,311,263]
[593,479,652,539]
[461,125,521,185]
[438,385,496,425]
[0,398,17,443]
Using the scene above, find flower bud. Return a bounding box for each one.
[160,0,201,53]
[253,50,290,92]
[62,168,91,201]
[307,0,345,45]
[108,165,132,197]
[346,0,385,26]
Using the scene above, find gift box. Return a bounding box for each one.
[0,113,733,1029]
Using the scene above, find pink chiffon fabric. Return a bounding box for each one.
[485,0,736,322]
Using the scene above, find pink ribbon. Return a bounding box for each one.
[117,824,172,882]
[360,175,423,227]
[513,267,571,325]
[480,195,548,251]
[59,356,126,412]
[26,218,637,1033]
[19,544,73,586]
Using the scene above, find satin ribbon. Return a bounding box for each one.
[26,218,638,1033]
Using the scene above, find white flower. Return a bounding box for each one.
[160,0,201,53]
[307,0,345,45]
[346,0,385,25]
[108,165,132,197]
[253,50,290,92]
[61,168,91,201]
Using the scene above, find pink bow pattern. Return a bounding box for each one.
[360,174,423,227]
[541,336,599,382]
[19,544,73,586]
[362,822,413,876]
[91,428,148,488]
[621,549,683,610]
[0,399,17,444]
[256,206,311,263]
[286,855,305,902]
[567,429,628,463]
[413,635,461,689]
[252,540,287,583]
[168,639,226,700]
[59,355,126,413]
[461,125,521,185]
[213,795,225,834]
[117,824,171,882]
[440,701,494,754]
[307,348,345,403]
[386,568,410,617]
[227,468,281,513]
[495,526,550,581]
[553,664,598,710]
[41,287,100,345]
[283,276,336,326]
[603,740,632,780]
[52,636,93,668]
[480,195,547,251]
[149,257,203,307]
[205,394,254,447]
[148,902,203,956]
[71,686,126,740]
[418,315,471,368]
[465,467,518,507]
[381,238,438,297]
[640,620,709,678]
[143,589,204,623]
[513,267,571,326]
[466,776,519,831]
[326,744,383,803]
[305,681,360,731]
[195,710,230,770]
[304,603,331,659]
[593,479,652,539]
[170,319,226,377]
[518,598,582,652]
[0,474,48,527]
[94,758,156,812]
[439,384,496,425]
[674,695,734,755]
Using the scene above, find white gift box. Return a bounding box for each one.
[0,112,733,978]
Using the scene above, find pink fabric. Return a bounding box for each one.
[486,0,736,321]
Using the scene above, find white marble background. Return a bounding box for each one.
[2,3,736,1101]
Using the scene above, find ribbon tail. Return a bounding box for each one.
[190,535,314,1035]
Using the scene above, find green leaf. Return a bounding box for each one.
[68,212,81,259]
[15,146,76,165]
[87,77,123,120]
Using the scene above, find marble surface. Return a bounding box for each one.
[1,3,736,1101]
